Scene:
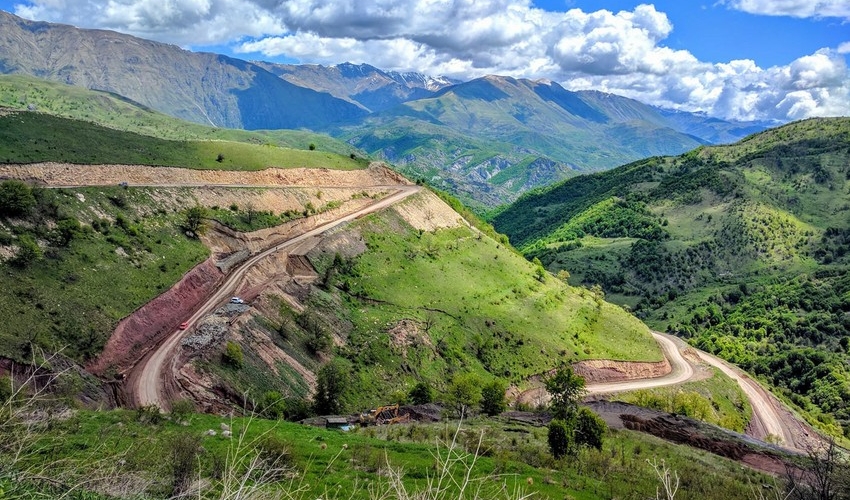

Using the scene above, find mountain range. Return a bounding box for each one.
[0,10,771,206]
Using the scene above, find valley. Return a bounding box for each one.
[0,10,847,496]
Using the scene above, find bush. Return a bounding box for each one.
[547,419,572,459]
[259,391,286,419]
[0,180,35,216]
[480,379,507,416]
[575,407,606,450]
[12,234,42,267]
[170,432,201,496]
[222,341,243,369]
[170,399,195,422]
[408,381,434,405]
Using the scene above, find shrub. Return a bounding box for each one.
[222,341,243,369]
[575,407,606,450]
[170,399,195,422]
[259,391,286,419]
[547,419,572,459]
[480,379,507,416]
[170,432,201,496]
[408,381,434,405]
[12,234,42,267]
[0,180,35,216]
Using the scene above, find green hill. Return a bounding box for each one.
[492,117,850,435]
[0,74,366,163]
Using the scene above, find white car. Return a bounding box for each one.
[230,297,244,304]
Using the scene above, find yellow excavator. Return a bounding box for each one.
[361,404,410,425]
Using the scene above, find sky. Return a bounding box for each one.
[2,0,849,123]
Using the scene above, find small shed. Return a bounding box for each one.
[325,416,350,430]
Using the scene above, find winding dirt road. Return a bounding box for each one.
[584,331,799,450]
[131,186,421,410]
[585,333,694,394]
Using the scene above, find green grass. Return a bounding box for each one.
[3,407,774,500]
[0,110,364,170]
[350,209,661,370]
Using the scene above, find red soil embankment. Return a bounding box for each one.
[87,258,223,377]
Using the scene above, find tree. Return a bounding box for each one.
[409,381,434,405]
[575,407,606,450]
[308,143,316,151]
[0,180,35,216]
[544,363,586,420]
[445,372,482,417]
[547,419,572,459]
[183,205,208,236]
[314,360,350,415]
[480,379,507,416]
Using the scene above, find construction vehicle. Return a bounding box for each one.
[360,404,410,425]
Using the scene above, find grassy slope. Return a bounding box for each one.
[0,74,362,156]
[0,110,364,170]
[0,186,210,362]
[331,212,659,405]
[491,117,850,435]
[3,408,771,500]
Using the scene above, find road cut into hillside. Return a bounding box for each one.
[128,185,422,410]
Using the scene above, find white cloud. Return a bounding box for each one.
[9,0,850,122]
[724,0,850,20]
[13,0,285,46]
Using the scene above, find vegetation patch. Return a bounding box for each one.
[0,183,208,363]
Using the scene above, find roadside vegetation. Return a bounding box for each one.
[0,363,780,500]
[0,181,208,363]
[613,367,753,433]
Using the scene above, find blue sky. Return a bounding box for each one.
[549,1,849,68]
[2,0,848,122]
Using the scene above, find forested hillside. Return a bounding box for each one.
[493,118,850,435]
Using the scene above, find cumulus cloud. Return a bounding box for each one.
[8,0,850,122]
[723,0,850,20]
